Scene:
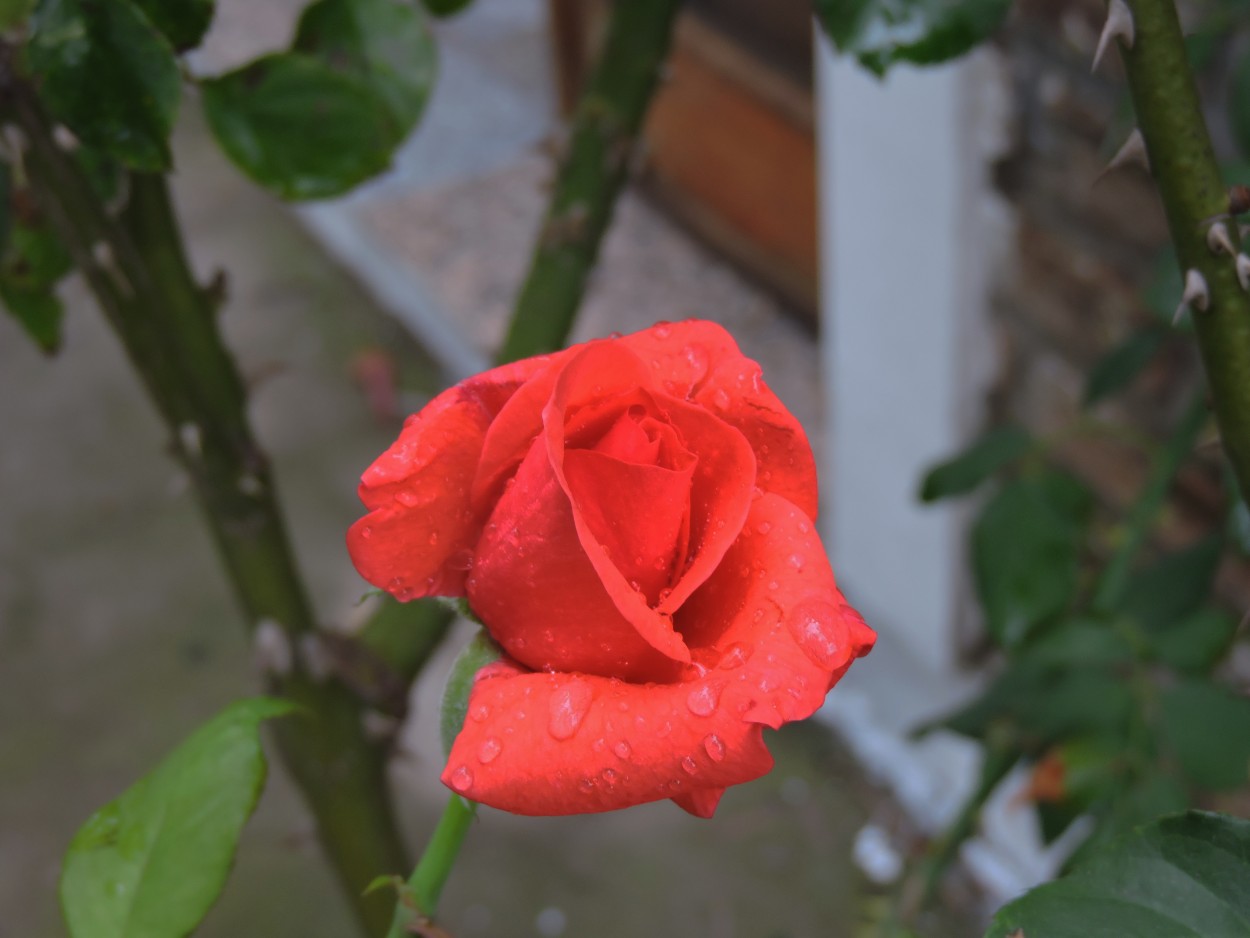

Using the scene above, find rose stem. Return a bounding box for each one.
[385,795,478,938]
[1119,0,1250,499]
[2,69,422,936]
[496,0,684,363]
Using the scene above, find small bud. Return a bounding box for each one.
[1232,185,1250,216]
[1093,0,1135,72]
[1237,254,1250,291]
[1208,221,1236,257]
[253,618,293,677]
[1100,128,1149,178]
[1174,268,1210,324]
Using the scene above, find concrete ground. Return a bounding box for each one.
[0,5,979,938]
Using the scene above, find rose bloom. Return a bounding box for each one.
[348,320,874,817]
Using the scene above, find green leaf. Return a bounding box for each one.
[131,0,214,52]
[814,0,1011,76]
[1151,608,1239,673]
[1083,328,1166,406]
[201,52,399,200]
[1160,680,1250,790]
[1119,534,1223,635]
[1230,52,1250,162]
[420,0,471,15]
[294,0,437,135]
[439,629,503,758]
[1,283,64,352]
[26,0,180,171]
[59,697,295,938]
[1025,618,1134,670]
[918,425,1032,502]
[972,473,1089,648]
[987,811,1250,937]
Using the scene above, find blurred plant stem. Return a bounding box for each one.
[385,794,477,938]
[1122,0,1250,499]
[3,73,441,936]
[497,0,684,362]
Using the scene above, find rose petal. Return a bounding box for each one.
[620,319,819,519]
[348,359,545,597]
[676,493,876,728]
[469,437,689,682]
[564,447,694,604]
[443,662,774,816]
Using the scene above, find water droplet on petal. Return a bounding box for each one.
[448,549,475,571]
[592,737,607,753]
[756,521,772,535]
[789,554,805,571]
[719,642,752,669]
[478,738,502,763]
[686,683,720,717]
[469,703,489,723]
[360,526,373,539]
[548,680,594,740]
[601,768,620,789]
[614,740,632,759]
[578,777,595,794]
[680,756,699,775]
[655,323,672,338]
[396,491,419,508]
[658,587,672,603]
[798,520,811,534]
[712,388,732,410]
[657,720,673,738]
[450,766,474,792]
[786,599,845,669]
[703,734,726,762]
[428,531,439,546]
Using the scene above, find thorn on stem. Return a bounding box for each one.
[1208,221,1236,256]
[253,618,293,677]
[178,421,202,457]
[51,124,78,152]
[1238,254,1250,291]
[1174,268,1210,324]
[1099,128,1149,179]
[1093,0,1135,72]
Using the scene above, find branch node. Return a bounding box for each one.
[1093,0,1135,72]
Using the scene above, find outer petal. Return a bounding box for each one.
[621,319,819,518]
[442,660,774,816]
[348,358,549,598]
[677,493,876,729]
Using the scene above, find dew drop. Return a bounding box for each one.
[450,765,474,792]
[592,737,607,753]
[548,680,594,740]
[686,683,720,717]
[789,554,805,571]
[469,703,489,723]
[360,526,374,540]
[703,733,726,762]
[478,738,502,764]
[719,642,752,669]
[798,520,811,534]
[680,756,699,775]
[753,608,765,623]
[601,768,620,789]
[786,599,845,669]
[629,579,642,592]
[577,777,595,794]
[428,531,439,546]
[712,388,732,410]
[756,521,772,535]
[448,549,475,571]
[614,740,632,759]
[396,491,419,508]
[654,323,672,338]
[657,587,673,604]
[768,580,780,591]
[657,720,673,738]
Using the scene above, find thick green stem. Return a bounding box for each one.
[1121,0,1250,499]
[385,795,477,938]
[7,78,408,935]
[1090,391,1207,613]
[496,0,684,363]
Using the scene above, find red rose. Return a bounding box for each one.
[348,320,874,817]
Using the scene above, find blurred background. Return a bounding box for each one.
[2,0,1239,935]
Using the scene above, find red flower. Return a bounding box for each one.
[348,320,875,817]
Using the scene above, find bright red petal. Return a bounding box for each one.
[442,663,774,816]
[348,358,550,599]
[677,493,876,728]
[620,319,819,519]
